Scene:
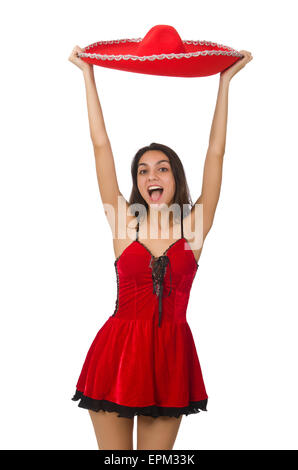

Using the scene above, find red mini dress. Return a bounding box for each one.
[72,214,208,419]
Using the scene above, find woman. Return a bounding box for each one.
[68,45,253,450]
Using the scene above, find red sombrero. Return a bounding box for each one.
[78,24,244,78]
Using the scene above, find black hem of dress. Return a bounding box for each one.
[71,389,208,419]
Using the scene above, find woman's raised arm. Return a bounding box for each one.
[192,50,253,243]
[68,46,123,215]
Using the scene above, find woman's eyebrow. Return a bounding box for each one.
[138,159,169,167]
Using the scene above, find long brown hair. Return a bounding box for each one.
[128,142,193,224]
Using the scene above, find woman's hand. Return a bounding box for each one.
[220,50,253,82]
[68,45,93,73]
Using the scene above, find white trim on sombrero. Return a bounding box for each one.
[78,38,243,61]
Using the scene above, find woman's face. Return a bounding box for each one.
[137,150,176,210]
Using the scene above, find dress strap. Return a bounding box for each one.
[181,208,184,238]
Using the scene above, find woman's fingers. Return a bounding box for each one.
[69,45,83,58]
[69,46,82,62]
[68,45,92,72]
[239,50,253,62]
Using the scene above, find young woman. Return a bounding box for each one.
[68,46,253,450]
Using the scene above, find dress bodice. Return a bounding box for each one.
[112,212,199,327]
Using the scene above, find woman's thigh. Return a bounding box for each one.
[137,415,183,450]
[88,410,134,450]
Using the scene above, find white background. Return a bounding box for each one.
[1,0,297,450]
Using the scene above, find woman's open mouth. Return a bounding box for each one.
[148,185,164,202]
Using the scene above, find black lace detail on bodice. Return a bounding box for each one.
[149,255,172,327]
[112,259,120,316]
[149,255,172,297]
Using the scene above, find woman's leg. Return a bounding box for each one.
[88,410,134,450]
[137,415,183,450]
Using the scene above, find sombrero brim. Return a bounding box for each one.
[78,37,244,77]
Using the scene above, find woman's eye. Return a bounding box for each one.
[139,167,168,175]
